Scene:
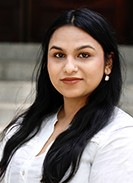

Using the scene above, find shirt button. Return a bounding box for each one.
[22,170,25,176]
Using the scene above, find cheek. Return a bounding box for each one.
[95,61,105,75]
[87,59,105,77]
[47,63,55,87]
[84,61,105,87]
[47,61,55,77]
[47,63,56,86]
[47,61,60,88]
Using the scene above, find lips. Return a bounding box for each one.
[60,77,83,84]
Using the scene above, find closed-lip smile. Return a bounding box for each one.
[60,77,83,84]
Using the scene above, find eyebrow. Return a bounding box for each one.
[49,45,95,51]
[49,46,63,51]
[76,45,95,51]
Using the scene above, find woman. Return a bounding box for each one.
[0,8,133,183]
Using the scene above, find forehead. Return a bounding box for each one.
[48,25,103,51]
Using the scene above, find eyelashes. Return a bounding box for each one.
[78,53,90,58]
[53,52,91,59]
[54,53,65,58]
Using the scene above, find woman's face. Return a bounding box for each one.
[47,25,111,101]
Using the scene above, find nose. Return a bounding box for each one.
[63,58,78,74]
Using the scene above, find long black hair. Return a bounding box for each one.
[0,8,122,182]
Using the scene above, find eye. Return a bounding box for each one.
[54,53,65,58]
[78,53,90,58]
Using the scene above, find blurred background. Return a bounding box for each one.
[0,0,133,130]
[0,0,133,43]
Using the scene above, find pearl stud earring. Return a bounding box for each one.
[105,75,109,81]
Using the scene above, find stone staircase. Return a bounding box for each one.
[119,46,133,114]
[0,43,39,131]
[0,44,133,131]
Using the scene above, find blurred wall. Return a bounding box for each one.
[0,0,133,44]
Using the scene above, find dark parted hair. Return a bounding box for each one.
[0,8,122,183]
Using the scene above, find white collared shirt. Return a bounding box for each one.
[0,107,133,183]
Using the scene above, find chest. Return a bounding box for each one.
[5,137,97,183]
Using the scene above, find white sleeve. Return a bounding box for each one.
[89,126,133,183]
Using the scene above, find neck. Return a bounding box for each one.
[59,97,87,123]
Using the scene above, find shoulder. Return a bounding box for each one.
[88,109,133,182]
[104,107,133,133]
[90,107,133,146]
[111,107,133,125]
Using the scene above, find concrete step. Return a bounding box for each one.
[0,43,39,81]
[0,60,35,81]
[0,81,35,103]
[119,46,133,64]
[120,84,133,115]
[0,43,39,62]
[119,46,133,84]
[0,103,31,131]
[0,81,35,130]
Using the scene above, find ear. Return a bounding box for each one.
[104,54,113,75]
